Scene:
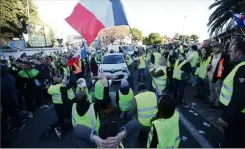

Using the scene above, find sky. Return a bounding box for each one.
[34,0,214,42]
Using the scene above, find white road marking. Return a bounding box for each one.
[177,109,213,148]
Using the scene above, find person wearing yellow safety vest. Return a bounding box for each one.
[130,83,158,139]
[125,54,134,74]
[186,45,200,87]
[147,95,180,148]
[172,53,192,104]
[58,58,70,77]
[216,39,245,148]
[45,75,75,139]
[166,48,178,93]
[115,79,134,118]
[76,78,93,103]
[150,46,162,68]
[91,76,115,117]
[137,53,146,83]
[194,47,211,101]
[149,58,167,101]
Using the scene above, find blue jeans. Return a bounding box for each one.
[172,79,186,99]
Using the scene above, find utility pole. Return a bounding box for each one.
[182,16,187,43]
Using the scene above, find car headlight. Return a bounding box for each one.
[99,68,104,73]
[121,67,126,72]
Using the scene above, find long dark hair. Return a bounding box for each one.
[201,47,211,60]
[151,95,176,122]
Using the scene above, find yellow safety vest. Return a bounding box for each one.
[72,103,100,133]
[119,88,134,112]
[7,60,11,68]
[173,60,187,80]
[153,52,161,68]
[135,91,158,127]
[95,80,104,100]
[76,87,93,103]
[126,55,133,66]
[147,111,180,148]
[152,66,167,91]
[48,84,75,104]
[219,61,245,113]
[189,51,200,68]
[138,56,146,69]
[18,69,39,78]
[59,66,70,76]
[195,57,211,79]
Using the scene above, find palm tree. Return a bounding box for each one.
[208,0,245,36]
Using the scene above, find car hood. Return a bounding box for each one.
[126,51,134,55]
[99,63,127,71]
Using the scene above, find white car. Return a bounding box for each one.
[121,45,135,56]
[98,53,130,81]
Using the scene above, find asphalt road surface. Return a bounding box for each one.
[2,64,224,148]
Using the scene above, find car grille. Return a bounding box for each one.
[104,69,121,74]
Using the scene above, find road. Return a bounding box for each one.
[2,64,224,148]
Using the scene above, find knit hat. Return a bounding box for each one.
[121,79,129,88]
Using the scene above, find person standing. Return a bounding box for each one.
[18,61,41,118]
[151,46,161,68]
[137,53,146,83]
[207,43,230,110]
[194,47,211,101]
[217,39,245,148]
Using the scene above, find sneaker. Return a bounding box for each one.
[54,127,63,140]
[27,112,34,119]
[12,123,25,132]
[209,105,219,111]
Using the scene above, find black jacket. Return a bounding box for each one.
[221,58,245,124]
[34,64,51,83]
[208,53,231,83]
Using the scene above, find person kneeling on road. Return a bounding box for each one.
[43,75,75,139]
[129,83,158,140]
[115,79,134,119]
[91,75,116,117]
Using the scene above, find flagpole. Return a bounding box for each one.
[240,28,245,36]
[128,25,161,95]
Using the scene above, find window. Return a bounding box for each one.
[102,55,124,64]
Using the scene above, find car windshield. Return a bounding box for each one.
[102,55,124,64]
[122,46,134,52]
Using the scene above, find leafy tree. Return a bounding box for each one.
[131,28,143,41]
[190,34,199,42]
[146,33,163,45]
[98,26,129,45]
[207,0,245,36]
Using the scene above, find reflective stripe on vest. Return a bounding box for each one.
[152,66,167,90]
[138,56,146,69]
[119,89,134,112]
[219,61,245,113]
[135,91,158,127]
[217,58,224,78]
[95,81,104,100]
[147,111,180,148]
[173,60,187,80]
[73,63,82,74]
[72,103,100,133]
